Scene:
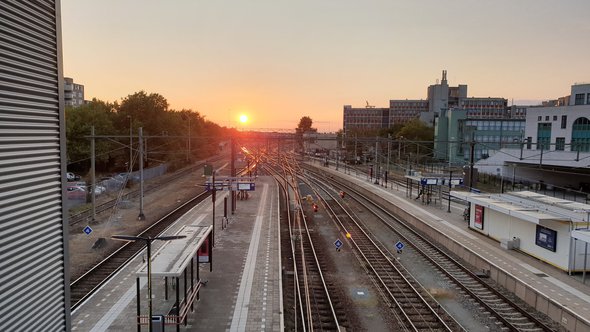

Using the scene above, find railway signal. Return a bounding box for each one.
[312,203,318,212]
[339,191,346,198]
[334,239,343,251]
[395,240,404,254]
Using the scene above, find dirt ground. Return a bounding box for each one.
[68,162,227,281]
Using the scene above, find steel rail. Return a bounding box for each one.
[306,176,457,332]
[309,166,555,332]
[266,160,341,331]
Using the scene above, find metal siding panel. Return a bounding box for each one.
[0,0,68,330]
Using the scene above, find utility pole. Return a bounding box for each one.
[128,115,132,173]
[387,134,391,187]
[231,136,236,214]
[91,126,96,221]
[138,128,146,221]
[469,137,475,192]
[212,170,216,246]
[354,134,357,165]
[374,138,379,184]
[447,169,453,213]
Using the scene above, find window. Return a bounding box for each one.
[571,117,590,152]
[537,123,551,150]
[538,116,542,121]
[545,116,550,121]
[556,137,565,151]
[553,116,557,121]
[575,93,585,105]
[587,93,590,105]
[561,115,567,129]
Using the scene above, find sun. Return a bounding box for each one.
[239,114,248,124]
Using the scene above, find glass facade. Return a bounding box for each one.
[459,119,525,160]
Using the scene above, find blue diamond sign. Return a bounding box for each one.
[334,239,343,250]
[395,241,404,251]
[83,226,93,235]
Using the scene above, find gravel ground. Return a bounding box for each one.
[298,183,399,331]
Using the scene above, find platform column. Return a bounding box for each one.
[176,277,180,332]
[190,258,194,311]
[136,277,141,332]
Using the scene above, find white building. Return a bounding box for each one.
[524,83,590,152]
[453,191,590,273]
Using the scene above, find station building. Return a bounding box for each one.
[452,190,590,274]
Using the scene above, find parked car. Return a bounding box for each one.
[66,172,80,181]
[92,185,107,195]
[66,185,86,199]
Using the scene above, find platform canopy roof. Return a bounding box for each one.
[136,224,212,278]
[451,190,590,225]
[572,229,590,243]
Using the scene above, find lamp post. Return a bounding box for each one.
[112,234,186,332]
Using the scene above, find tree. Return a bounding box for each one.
[65,99,117,172]
[296,116,315,134]
[118,91,169,137]
[396,119,435,157]
[396,119,434,141]
[295,116,317,152]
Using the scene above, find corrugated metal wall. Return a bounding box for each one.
[0,0,70,331]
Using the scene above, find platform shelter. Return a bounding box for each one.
[452,190,590,277]
[135,224,213,331]
[405,172,463,206]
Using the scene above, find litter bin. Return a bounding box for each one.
[152,315,165,332]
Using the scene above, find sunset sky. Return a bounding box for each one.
[61,0,590,132]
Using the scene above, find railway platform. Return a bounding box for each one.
[310,161,590,332]
[71,176,282,331]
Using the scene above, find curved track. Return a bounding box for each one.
[265,157,343,331]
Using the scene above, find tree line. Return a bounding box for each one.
[66,91,233,175]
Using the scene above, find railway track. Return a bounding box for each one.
[307,176,462,332]
[307,166,556,332]
[265,159,343,331]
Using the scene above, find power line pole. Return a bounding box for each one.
[91,126,96,221]
[138,127,146,221]
[469,136,475,192]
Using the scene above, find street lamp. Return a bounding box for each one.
[112,234,186,332]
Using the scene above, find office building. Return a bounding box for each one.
[343,105,390,134]
[64,77,85,107]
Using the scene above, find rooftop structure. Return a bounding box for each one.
[64,77,85,107]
